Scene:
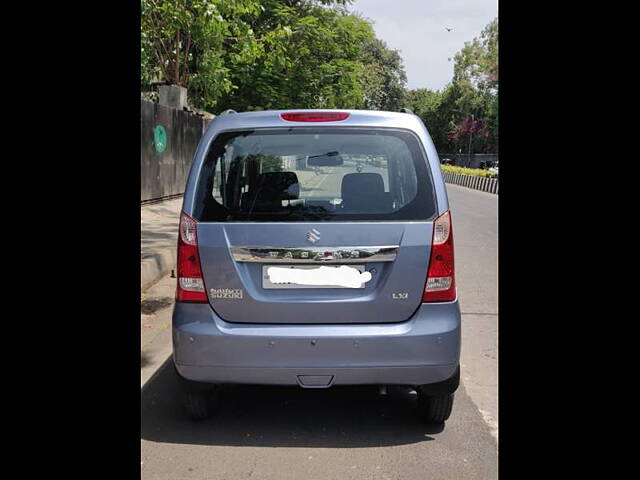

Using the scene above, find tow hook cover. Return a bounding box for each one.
[296,375,334,388]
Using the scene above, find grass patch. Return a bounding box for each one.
[441,164,495,178]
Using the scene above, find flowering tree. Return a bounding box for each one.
[405,18,498,154]
[450,19,498,153]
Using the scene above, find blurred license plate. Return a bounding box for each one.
[262,265,366,289]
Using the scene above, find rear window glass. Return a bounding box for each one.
[193,127,436,222]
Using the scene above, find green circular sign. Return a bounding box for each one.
[153,125,167,153]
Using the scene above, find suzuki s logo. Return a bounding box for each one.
[306,228,320,244]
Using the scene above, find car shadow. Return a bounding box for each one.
[141,359,444,448]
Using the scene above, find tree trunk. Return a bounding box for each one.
[174,29,181,85]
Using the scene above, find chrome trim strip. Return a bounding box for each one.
[231,246,399,263]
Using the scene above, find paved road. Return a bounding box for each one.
[301,163,389,198]
[447,184,498,440]
[141,182,498,480]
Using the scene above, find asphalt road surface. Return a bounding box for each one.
[141,182,498,480]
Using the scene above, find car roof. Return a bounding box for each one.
[207,109,425,132]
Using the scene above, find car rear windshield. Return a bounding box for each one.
[193,127,437,222]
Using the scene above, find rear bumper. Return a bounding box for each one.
[172,301,461,387]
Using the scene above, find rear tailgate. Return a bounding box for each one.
[197,222,432,324]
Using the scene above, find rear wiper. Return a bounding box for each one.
[307,151,339,160]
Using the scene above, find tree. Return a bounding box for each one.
[453,18,498,95]
[214,3,390,112]
[141,0,264,107]
[405,88,448,148]
[405,18,498,154]
[450,18,498,153]
[140,0,407,113]
[360,37,407,111]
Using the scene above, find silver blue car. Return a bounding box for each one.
[172,109,460,424]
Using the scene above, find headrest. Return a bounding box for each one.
[240,171,301,212]
[340,173,390,213]
[256,171,300,200]
[341,173,385,199]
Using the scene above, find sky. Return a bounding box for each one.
[350,0,498,91]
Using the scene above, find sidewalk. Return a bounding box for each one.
[141,197,183,291]
[141,272,176,388]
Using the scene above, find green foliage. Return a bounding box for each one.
[219,4,371,111]
[453,19,498,94]
[141,0,263,108]
[141,0,406,113]
[259,155,284,173]
[141,3,497,155]
[360,37,407,111]
[441,165,495,178]
[405,88,450,149]
[405,18,498,154]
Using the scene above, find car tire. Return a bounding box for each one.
[173,362,219,421]
[182,389,217,421]
[417,391,455,424]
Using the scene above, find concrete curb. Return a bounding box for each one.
[442,171,499,194]
[141,274,177,389]
[141,248,176,291]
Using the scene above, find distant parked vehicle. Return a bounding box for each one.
[488,161,499,178]
[440,158,454,165]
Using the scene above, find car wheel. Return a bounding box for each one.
[182,389,218,421]
[173,363,219,421]
[416,391,455,424]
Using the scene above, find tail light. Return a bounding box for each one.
[280,112,350,122]
[422,210,456,302]
[176,212,207,302]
